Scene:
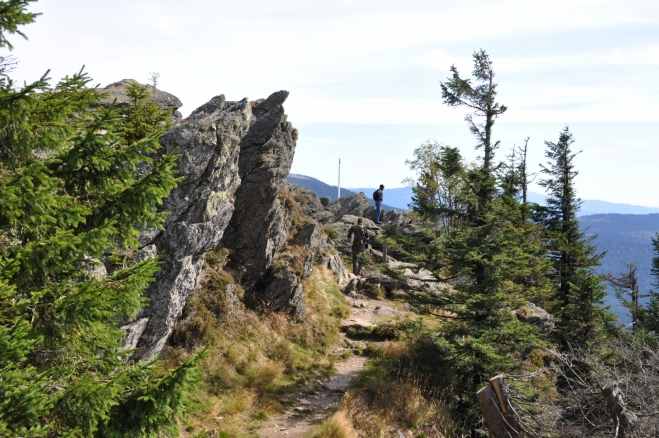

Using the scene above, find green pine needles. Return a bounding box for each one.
[0,1,202,436]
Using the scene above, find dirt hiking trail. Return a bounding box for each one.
[256,291,405,437]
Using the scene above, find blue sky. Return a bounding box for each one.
[9,0,659,206]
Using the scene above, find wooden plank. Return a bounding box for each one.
[477,385,509,438]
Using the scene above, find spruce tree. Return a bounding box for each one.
[395,51,553,435]
[537,126,613,347]
[0,2,202,436]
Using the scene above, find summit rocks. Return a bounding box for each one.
[122,82,551,361]
[133,95,252,360]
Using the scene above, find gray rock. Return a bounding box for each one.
[514,302,554,334]
[324,192,370,223]
[93,79,183,122]
[188,95,226,119]
[319,197,330,206]
[133,244,157,263]
[293,220,328,259]
[327,253,350,286]
[82,256,106,280]
[287,183,332,221]
[364,205,377,221]
[120,318,149,350]
[398,223,435,243]
[133,95,252,361]
[259,268,306,318]
[224,283,243,313]
[221,91,297,286]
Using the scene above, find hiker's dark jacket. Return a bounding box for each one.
[347,224,369,248]
[374,189,383,202]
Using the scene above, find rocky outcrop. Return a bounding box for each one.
[132,96,252,361]
[324,192,370,223]
[293,221,328,260]
[287,184,332,222]
[93,79,184,122]
[258,269,306,318]
[221,91,298,286]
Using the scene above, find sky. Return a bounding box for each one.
[7,0,659,207]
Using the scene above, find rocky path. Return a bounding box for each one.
[256,292,404,437]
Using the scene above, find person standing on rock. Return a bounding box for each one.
[348,218,369,275]
[373,184,384,224]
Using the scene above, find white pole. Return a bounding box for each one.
[338,158,341,200]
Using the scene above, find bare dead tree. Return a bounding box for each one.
[607,262,649,333]
[503,332,659,437]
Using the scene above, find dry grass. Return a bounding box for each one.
[168,250,351,437]
[277,188,309,237]
[305,411,357,438]
[339,340,457,438]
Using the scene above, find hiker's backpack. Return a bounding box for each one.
[372,190,379,201]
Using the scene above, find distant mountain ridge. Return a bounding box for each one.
[289,174,659,216]
[526,192,659,216]
[579,214,659,319]
[287,174,400,211]
[287,174,353,200]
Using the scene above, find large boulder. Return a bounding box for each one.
[132,95,252,361]
[93,79,184,122]
[221,91,298,287]
[258,268,306,319]
[292,220,329,261]
[324,192,370,223]
[514,302,554,334]
[287,183,332,221]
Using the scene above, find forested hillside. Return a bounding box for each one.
[581,214,659,312]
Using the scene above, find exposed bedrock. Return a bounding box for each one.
[220,91,298,287]
[132,95,252,361]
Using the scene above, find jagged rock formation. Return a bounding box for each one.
[220,91,297,286]
[119,81,552,361]
[514,302,555,334]
[132,95,252,361]
[126,85,329,360]
[323,192,370,223]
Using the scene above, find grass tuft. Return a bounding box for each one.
[305,411,357,438]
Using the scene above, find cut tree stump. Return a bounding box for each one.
[476,375,525,438]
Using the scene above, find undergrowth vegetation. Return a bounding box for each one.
[167,248,350,437]
[341,320,458,437]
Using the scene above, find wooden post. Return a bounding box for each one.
[383,243,388,264]
[489,375,525,438]
[477,375,525,438]
[601,380,637,437]
[477,386,509,438]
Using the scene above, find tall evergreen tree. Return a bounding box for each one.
[0,2,202,436]
[392,51,553,436]
[537,126,612,347]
